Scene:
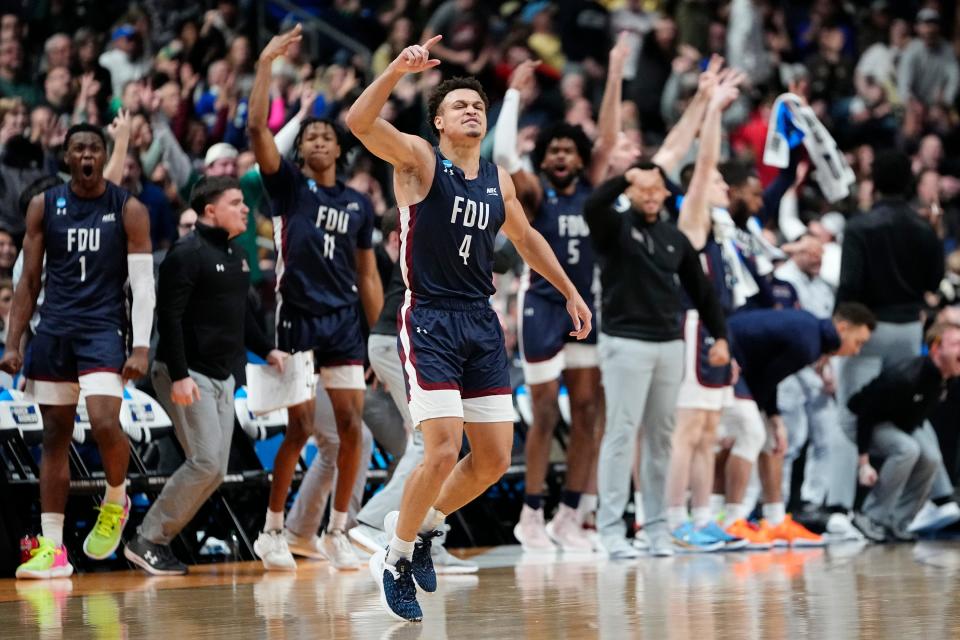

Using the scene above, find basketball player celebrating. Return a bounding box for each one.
[2,123,154,579]
[492,41,626,553]
[346,34,591,621]
[248,25,383,571]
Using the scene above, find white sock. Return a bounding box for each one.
[709,494,726,521]
[41,513,64,547]
[691,507,711,528]
[667,506,689,530]
[633,492,645,525]
[104,481,126,506]
[579,493,598,516]
[420,507,446,533]
[386,535,415,566]
[264,509,284,532]
[724,503,749,527]
[763,502,786,526]
[328,509,348,533]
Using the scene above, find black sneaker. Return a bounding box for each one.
[852,512,887,543]
[411,529,442,593]
[124,535,188,576]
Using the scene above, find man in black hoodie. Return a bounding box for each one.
[124,175,287,575]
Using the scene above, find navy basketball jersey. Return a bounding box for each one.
[526,176,595,303]
[38,182,130,334]
[399,149,506,301]
[264,159,375,316]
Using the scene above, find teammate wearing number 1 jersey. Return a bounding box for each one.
[493,40,628,553]
[248,26,383,572]
[1,123,154,579]
[346,32,591,622]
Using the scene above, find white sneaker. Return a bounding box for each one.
[545,505,594,553]
[284,530,324,559]
[825,513,865,543]
[648,532,676,558]
[632,530,651,552]
[513,505,557,553]
[908,501,960,534]
[319,529,362,570]
[349,523,388,553]
[254,530,297,571]
[432,544,479,574]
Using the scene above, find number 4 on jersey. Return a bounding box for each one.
[458,234,472,265]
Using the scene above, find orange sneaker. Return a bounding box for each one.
[758,520,789,548]
[770,515,825,547]
[725,519,774,550]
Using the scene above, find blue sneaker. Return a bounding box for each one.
[671,522,724,553]
[700,521,749,551]
[369,548,422,622]
[384,510,439,593]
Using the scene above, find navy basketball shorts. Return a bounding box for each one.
[24,329,126,405]
[517,287,598,385]
[276,303,366,390]
[677,309,732,411]
[397,295,513,427]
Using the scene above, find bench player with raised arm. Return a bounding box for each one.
[345,33,591,622]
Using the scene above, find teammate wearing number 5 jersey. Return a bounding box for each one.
[248,25,383,572]
[493,39,629,553]
[346,31,591,622]
[1,123,154,579]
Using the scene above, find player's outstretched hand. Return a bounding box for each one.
[0,349,22,375]
[122,347,149,383]
[260,24,303,63]
[391,35,443,75]
[566,292,593,341]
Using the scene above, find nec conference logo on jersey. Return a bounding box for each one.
[55,197,67,215]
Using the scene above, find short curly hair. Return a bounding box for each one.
[531,122,593,173]
[427,76,490,138]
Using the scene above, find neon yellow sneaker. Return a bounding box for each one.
[83,497,130,560]
[15,536,74,579]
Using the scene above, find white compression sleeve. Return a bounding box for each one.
[275,113,304,157]
[128,254,156,348]
[492,88,523,174]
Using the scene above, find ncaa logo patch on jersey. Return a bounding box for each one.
[442,159,455,175]
[55,197,67,216]
[614,194,631,213]
[307,178,318,194]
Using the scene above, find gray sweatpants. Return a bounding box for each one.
[357,333,421,530]
[862,421,943,530]
[830,320,922,508]
[140,362,235,545]
[286,386,374,538]
[779,367,836,505]
[597,333,683,548]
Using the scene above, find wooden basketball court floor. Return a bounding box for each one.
[2,541,959,639]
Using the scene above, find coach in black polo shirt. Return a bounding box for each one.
[124,176,287,576]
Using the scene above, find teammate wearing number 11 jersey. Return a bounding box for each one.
[248,25,383,572]
[346,32,591,622]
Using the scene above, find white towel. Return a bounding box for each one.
[763,93,856,203]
